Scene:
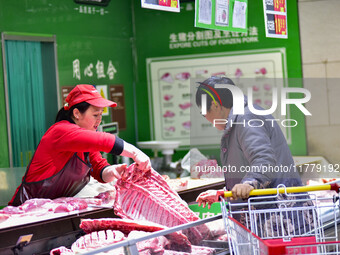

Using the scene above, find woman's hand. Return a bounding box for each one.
[132,150,151,172]
[120,142,151,172]
[196,189,224,209]
[102,164,127,182]
[231,183,254,200]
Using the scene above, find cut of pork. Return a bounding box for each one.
[52,197,88,212]
[50,246,74,255]
[0,213,10,223]
[114,164,211,244]
[80,218,168,234]
[128,230,170,254]
[0,196,99,217]
[80,218,192,252]
[94,190,116,205]
[163,245,216,255]
[71,229,125,254]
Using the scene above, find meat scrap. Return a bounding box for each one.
[0,213,10,223]
[50,230,125,255]
[191,245,216,255]
[80,218,192,252]
[190,159,223,179]
[166,178,188,192]
[20,198,54,212]
[163,245,215,255]
[114,164,211,245]
[71,230,125,253]
[0,206,25,215]
[52,197,88,213]
[128,230,170,254]
[0,199,53,216]
[94,189,116,205]
[80,218,167,234]
[0,196,104,218]
[50,246,74,255]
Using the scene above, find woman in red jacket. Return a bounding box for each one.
[9,84,151,206]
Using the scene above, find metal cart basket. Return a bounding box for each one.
[220,183,340,255]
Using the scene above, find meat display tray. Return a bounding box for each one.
[70,214,229,255]
[0,178,226,255]
[0,207,117,255]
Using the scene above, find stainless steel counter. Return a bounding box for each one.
[0,207,117,255]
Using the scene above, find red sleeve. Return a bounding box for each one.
[22,121,123,183]
[50,121,117,153]
[89,151,110,183]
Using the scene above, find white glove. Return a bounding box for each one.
[102,164,127,182]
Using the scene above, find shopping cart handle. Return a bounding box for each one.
[222,183,340,198]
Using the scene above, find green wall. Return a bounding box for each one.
[0,47,9,167]
[132,1,306,160]
[0,0,307,167]
[0,0,135,167]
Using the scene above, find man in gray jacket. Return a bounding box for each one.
[195,76,312,237]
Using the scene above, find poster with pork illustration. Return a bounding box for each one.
[147,49,287,147]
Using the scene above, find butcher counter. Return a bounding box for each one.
[1,183,340,254]
[0,207,117,255]
[0,171,225,255]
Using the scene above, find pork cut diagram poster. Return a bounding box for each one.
[147,49,287,147]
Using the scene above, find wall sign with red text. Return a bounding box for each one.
[263,0,287,39]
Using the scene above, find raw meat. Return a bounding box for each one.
[71,229,125,253]
[191,245,215,255]
[216,234,228,241]
[80,218,168,234]
[163,245,215,255]
[79,218,192,252]
[128,230,170,254]
[0,196,99,219]
[20,198,53,212]
[0,206,25,215]
[166,178,188,192]
[0,199,53,216]
[50,246,74,255]
[81,197,103,206]
[205,220,226,238]
[0,213,10,223]
[164,251,189,255]
[94,190,116,205]
[114,164,211,245]
[53,197,88,212]
[190,159,223,179]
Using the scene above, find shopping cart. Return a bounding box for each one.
[219,183,340,255]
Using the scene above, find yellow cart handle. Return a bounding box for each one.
[222,183,340,198]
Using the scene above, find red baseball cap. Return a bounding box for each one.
[64,85,117,110]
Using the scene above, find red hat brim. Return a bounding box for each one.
[86,98,117,108]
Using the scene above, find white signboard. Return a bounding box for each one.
[147,49,288,147]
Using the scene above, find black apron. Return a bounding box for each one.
[11,153,91,206]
